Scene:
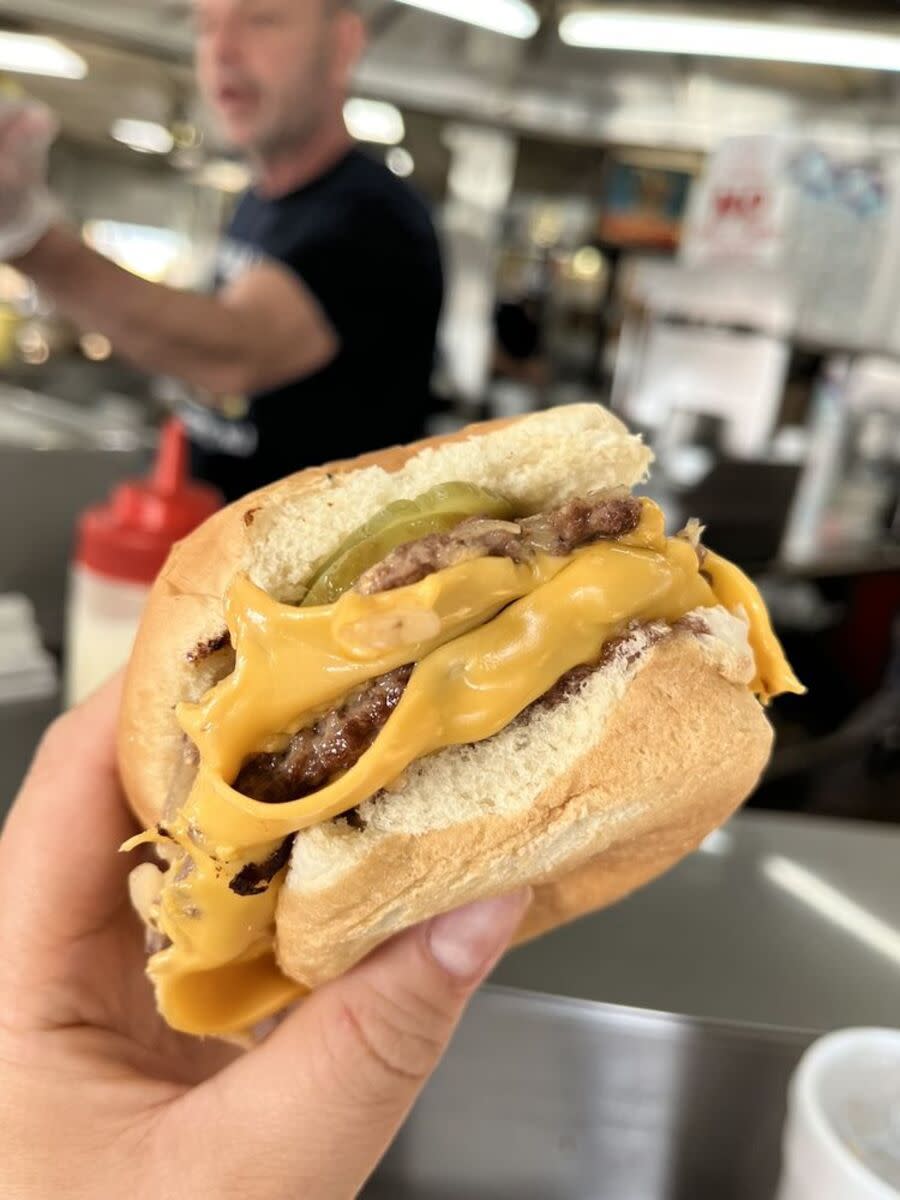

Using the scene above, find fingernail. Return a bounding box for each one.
[427,890,531,980]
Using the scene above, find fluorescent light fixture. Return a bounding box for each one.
[0,32,87,80]
[559,9,900,73]
[764,855,900,968]
[572,245,603,281]
[386,146,415,177]
[80,332,112,363]
[111,118,174,155]
[396,0,538,40]
[344,98,405,145]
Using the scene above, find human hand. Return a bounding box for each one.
[0,677,529,1198]
[0,100,58,260]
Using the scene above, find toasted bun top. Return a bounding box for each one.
[119,404,652,828]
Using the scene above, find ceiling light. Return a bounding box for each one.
[531,207,563,248]
[111,118,174,155]
[18,327,50,365]
[344,98,405,145]
[386,146,415,177]
[559,9,900,73]
[764,855,900,967]
[80,332,112,363]
[194,159,252,194]
[396,0,538,40]
[0,33,87,80]
[171,122,202,151]
[571,246,603,281]
[0,265,30,305]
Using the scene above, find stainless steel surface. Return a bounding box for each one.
[492,811,900,1032]
[0,385,152,451]
[368,987,814,1200]
[0,444,149,647]
[0,693,60,811]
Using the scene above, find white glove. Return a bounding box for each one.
[0,101,60,261]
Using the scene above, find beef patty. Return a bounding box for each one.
[234,666,413,807]
[235,490,642,807]
[227,618,703,895]
[356,490,641,595]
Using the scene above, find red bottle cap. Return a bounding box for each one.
[75,419,223,585]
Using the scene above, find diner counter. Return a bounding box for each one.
[492,809,900,1032]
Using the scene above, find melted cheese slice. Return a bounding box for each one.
[126,501,802,1036]
[701,551,803,702]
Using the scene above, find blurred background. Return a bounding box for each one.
[1,7,899,1184]
[2,0,897,821]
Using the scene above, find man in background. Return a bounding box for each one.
[0,0,444,501]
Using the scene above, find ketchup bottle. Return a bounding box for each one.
[65,419,222,707]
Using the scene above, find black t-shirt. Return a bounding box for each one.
[183,149,444,502]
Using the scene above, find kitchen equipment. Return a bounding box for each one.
[0,386,153,646]
[677,457,803,569]
[0,593,59,814]
[0,691,58,813]
[0,593,56,705]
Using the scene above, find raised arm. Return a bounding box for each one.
[17,227,338,396]
[1,102,337,398]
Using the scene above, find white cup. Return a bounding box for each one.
[778,1028,900,1200]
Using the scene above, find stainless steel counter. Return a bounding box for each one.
[492,810,900,1032]
[0,694,60,810]
[0,442,148,648]
[369,988,813,1199]
[373,811,899,1198]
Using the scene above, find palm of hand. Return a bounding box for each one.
[0,678,527,1200]
[0,689,237,1196]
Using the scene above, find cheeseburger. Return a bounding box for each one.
[120,405,803,1037]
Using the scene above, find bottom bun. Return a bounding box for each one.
[276,625,773,988]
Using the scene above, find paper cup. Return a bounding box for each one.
[778,1028,900,1200]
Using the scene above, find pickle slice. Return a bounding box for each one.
[302,482,515,607]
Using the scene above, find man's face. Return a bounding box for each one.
[195,0,342,158]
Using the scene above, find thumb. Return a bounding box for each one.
[184,890,530,1199]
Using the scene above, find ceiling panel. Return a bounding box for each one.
[4,0,900,173]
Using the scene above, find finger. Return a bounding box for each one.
[20,107,55,136]
[172,891,530,1198]
[0,111,29,140]
[0,165,25,190]
[0,110,45,150]
[0,674,137,956]
[0,139,30,182]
